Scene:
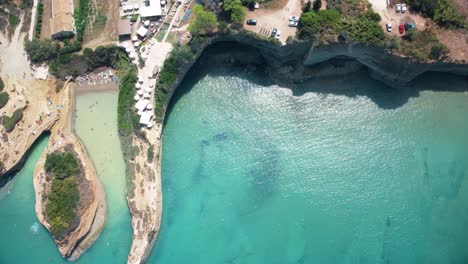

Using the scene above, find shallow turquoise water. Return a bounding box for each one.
[0,69,467,264]
[0,91,132,263]
[150,69,468,263]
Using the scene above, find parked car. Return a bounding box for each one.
[386,23,392,32]
[399,24,405,34]
[288,21,298,27]
[246,19,257,25]
[401,4,407,13]
[275,30,282,39]
[395,3,401,13]
[403,22,415,30]
[271,28,277,38]
[289,16,300,22]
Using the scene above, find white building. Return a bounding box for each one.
[140,0,162,20]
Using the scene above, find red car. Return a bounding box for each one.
[399,24,405,34]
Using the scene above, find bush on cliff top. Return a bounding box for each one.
[45,151,80,237]
[25,39,60,63]
[408,0,466,29]
[188,5,218,36]
[298,8,385,46]
[154,44,194,121]
[0,92,9,109]
[0,76,4,91]
[387,28,448,61]
[45,152,80,180]
[2,108,23,132]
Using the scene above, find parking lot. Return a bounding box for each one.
[244,0,302,44]
[368,0,428,37]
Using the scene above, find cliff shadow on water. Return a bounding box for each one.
[166,40,468,121]
[0,131,51,188]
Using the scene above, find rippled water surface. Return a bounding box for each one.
[0,69,467,264]
[151,69,468,263]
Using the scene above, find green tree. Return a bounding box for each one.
[312,0,322,11]
[230,4,246,24]
[298,9,341,39]
[223,0,246,24]
[224,0,242,11]
[303,1,312,12]
[188,5,218,36]
[24,39,60,63]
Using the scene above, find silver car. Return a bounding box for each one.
[386,23,392,32]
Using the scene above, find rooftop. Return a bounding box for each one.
[118,19,132,36]
[140,0,162,18]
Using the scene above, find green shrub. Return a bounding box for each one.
[8,13,19,28]
[46,173,79,236]
[154,44,194,121]
[433,0,466,28]
[430,44,448,59]
[25,39,60,63]
[117,69,138,136]
[147,146,154,163]
[0,76,4,91]
[59,41,82,54]
[298,9,342,39]
[35,1,44,38]
[398,29,448,61]
[0,92,9,109]
[75,0,91,42]
[44,151,81,237]
[188,5,218,36]
[408,0,466,28]
[45,152,80,180]
[2,108,23,132]
[224,0,245,24]
[130,15,139,22]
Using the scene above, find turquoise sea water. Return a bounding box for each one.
[0,91,132,263]
[150,69,468,263]
[0,68,467,264]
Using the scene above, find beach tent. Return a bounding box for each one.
[137,89,144,95]
[138,76,144,83]
[145,87,152,93]
[137,110,144,115]
[132,35,138,42]
[134,94,140,100]
[143,92,150,98]
[135,99,149,111]
[129,53,135,59]
[125,47,132,53]
[137,26,148,38]
[140,111,153,126]
[135,83,141,89]
[146,104,153,110]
